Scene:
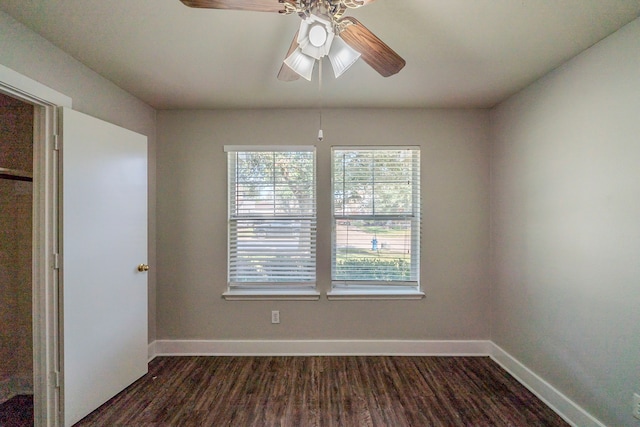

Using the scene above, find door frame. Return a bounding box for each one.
[0,64,72,427]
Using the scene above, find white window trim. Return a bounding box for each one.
[330,146,422,299]
[224,145,315,152]
[223,146,318,300]
[327,288,425,300]
[222,289,321,301]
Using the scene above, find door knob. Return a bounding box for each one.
[137,264,150,272]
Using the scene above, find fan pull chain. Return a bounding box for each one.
[318,59,324,141]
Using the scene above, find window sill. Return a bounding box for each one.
[222,289,321,301]
[326,289,425,301]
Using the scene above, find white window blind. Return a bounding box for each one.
[331,147,420,291]
[226,146,316,290]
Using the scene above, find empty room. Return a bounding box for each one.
[0,1,639,426]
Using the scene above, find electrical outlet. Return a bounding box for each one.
[271,310,280,324]
[633,393,640,420]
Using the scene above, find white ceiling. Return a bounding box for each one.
[1,0,638,110]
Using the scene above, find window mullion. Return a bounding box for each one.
[371,150,375,216]
[342,153,346,217]
[272,152,276,217]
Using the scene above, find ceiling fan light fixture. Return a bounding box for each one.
[309,25,328,47]
[284,48,316,81]
[298,14,335,60]
[182,0,406,82]
[328,35,362,78]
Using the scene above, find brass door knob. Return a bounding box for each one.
[137,264,150,272]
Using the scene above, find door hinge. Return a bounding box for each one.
[52,371,60,388]
[53,253,60,270]
[53,134,60,150]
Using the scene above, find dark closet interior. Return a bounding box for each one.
[0,91,34,426]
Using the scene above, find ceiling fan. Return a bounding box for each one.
[179,0,406,81]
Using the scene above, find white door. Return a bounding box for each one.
[60,107,148,426]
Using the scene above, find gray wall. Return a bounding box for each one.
[156,109,491,340]
[490,18,640,427]
[0,11,158,341]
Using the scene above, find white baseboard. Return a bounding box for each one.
[489,343,605,427]
[151,339,492,357]
[146,339,602,427]
[147,340,157,362]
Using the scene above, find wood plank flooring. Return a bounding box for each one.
[75,356,569,426]
[0,394,33,427]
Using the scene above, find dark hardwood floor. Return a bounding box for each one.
[75,356,569,426]
[0,394,33,427]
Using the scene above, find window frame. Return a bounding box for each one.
[222,145,320,301]
[328,146,424,300]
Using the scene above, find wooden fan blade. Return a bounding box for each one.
[180,0,291,13]
[278,30,301,82]
[338,16,405,77]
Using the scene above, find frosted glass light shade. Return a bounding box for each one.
[328,36,361,78]
[284,48,316,81]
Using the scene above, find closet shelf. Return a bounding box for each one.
[0,167,33,181]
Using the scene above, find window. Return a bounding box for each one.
[224,146,318,300]
[330,147,422,299]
